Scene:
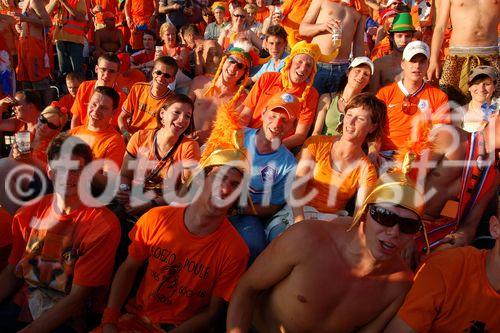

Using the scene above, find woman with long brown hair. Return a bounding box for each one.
[115,94,200,217]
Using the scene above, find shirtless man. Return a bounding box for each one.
[227,172,426,332]
[188,43,251,145]
[14,0,52,104]
[299,0,368,94]
[427,0,500,104]
[93,13,125,57]
[369,13,415,93]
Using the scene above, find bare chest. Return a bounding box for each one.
[450,0,499,25]
[269,262,400,332]
[317,3,360,28]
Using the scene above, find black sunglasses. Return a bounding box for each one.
[39,114,60,130]
[227,56,245,70]
[153,70,173,79]
[233,14,245,18]
[369,205,422,235]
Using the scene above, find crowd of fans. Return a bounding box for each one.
[0,0,498,332]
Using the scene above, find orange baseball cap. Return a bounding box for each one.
[264,92,301,119]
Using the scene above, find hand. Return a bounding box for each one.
[0,96,16,113]
[102,324,118,333]
[434,230,471,251]
[11,142,31,161]
[322,18,340,34]
[400,238,419,270]
[115,189,130,205]
[427,59,441,81]
[195,41,204,55]
[270,12,282,25]
[173,3,181,10]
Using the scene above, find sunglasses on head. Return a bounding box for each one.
[153,70,173,79]
[39,114,60,130]
[227,57,245,70]
[369,205,422,235]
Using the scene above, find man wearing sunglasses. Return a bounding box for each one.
[372,41,450,168]
[188,43,251,145]
[71,53,126,129]
[240,41,321,149]
[228,171,425,332]
[118,56,177,141]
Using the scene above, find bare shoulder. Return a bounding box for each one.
[289,218,353,250]
[191,75,211,92]
[282,220,348,254]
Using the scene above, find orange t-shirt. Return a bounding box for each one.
[122,82,175,134]
[303,135,377,213]
[93,0,118,25]
[71,80,126,126]
[376,81,450,151]
[8,194,120,291]
[281,0,311,46]
[51,94,75,114]
[126,206,249,325]
[255,6,270,24]
[69,125,126,172]
[126,0,155,26]
[243,72,319,133]
[126,130,200,181]
[398,247,500,332]
[116,70,147,95]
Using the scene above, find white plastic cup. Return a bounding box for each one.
[15,131,31,154]
[331,26,342,47]
[155,45,163,60]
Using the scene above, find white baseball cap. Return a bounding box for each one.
[402,41,430,61]
[386,0,406,6]
[349,56,375,75]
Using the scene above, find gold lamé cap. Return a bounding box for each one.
[352,170,425,227]
[199,147,250,175]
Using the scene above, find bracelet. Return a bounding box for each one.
[102,307,120,325]
[121,130,130,137]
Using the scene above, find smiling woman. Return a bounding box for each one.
[313,56,374,136]
[291,93,386,223]
[115,94,201,220]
